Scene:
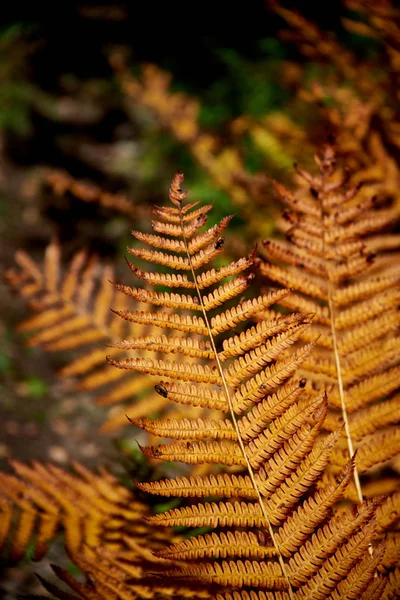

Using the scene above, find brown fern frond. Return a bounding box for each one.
[106,171,386,598]
[0,460,169,562]
[3,240,185,433]
[260,144,400,503]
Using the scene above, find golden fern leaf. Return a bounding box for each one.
[0,460,172,563]
[3,240,177,432]
[107,172,387,598]
[0,459,212,598]
[260,144,400,505]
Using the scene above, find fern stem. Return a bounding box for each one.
[327,286,363,504]
[319,167,365,508]
[178,204,295,599]
[327,287,375,561]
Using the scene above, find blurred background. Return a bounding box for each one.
[1,0,400,594]
[3,0,400,481]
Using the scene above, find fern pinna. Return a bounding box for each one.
[107,172,390,599]
[260,144,400,504]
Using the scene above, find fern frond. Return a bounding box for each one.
[111,308,208,334]
[108,171,385,598]
[292,520,377,598]
[329,544,386,600]
[210,290,290,334]
[226,324,307,386]
[274,460,356,555]
[232,343,315,411]
[0,460,163,562]
[260,144,400,501]
[236,379,308,439]
[126,259,196,289]
[287,501,378,584]
[4,240,207,432]
[376,491,400,533]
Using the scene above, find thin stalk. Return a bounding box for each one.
[318,167,365,505]
[327,285,364,504]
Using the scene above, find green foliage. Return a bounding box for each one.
[0,81,34,135]
[198,45,288,128]
[0,351,12,374]
[24,376,49,399]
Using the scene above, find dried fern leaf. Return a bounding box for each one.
[287,501,378,583]
[210,290,291,335]
[111,308,208,335]
[237,379,310,441]
[376,491,400,533]
[107,171,386,598]
[260,144,400,504]
[0,461,162,562]
[126,258,195,288]
[4,241,176,432]
[138,473,257,499]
